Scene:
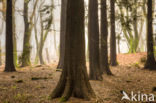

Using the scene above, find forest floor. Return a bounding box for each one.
[0,52,156,103]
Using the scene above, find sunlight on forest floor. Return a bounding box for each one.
[0,53,156,103]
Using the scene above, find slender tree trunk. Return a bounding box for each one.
[39,13,45,65]
[0,21,4,66]
[50,0,95,101]
[144,0,156,70]
[88,0,102,80]
[57,0,67,69]
[12,0,18,67]
[110,0,117,66]
[21,0,38,66]
[34,13,39,65]
[21,1,31,66]
[46,48,50,63]
[5,0,16,72]
[0,43,1,66]
[100,0,112,75]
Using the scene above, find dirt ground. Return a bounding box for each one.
[0,53,156,103]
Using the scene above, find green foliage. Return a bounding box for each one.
[116,0,145,53]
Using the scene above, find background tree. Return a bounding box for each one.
[38,2,54,64]
[88,0,102,80]
[100,0,112,75]
[21,0,38,66]
[50,0,95,101]
[12,0,18,67]
[4,0,16,72]
[144,0,156,70]
[110,0,117,66]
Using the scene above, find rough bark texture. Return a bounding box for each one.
[50,0,95,101]
[88,0,102,80]
[100,0,112,75]
[110,0,117,66]
[5,0,16,72]
[57,0,67,69]
[144,0,156,70]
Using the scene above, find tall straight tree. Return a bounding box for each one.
[57,0,67,69]
[110,0,117,66]
[100,0,112,75]
[50,0,95,101]
[21,0,31,66]
[88,0,102,80]
[12,0,18,67]
[5,0,16,72]
[144,0,156,70]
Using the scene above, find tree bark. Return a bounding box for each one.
[50,0,95,101]
[88,0,103,80]
[144,0,156,70]
[21,1,31,66]
[100,0,112,75]
[0,20,4,66]
[21,0,38,66]
[57,0,67,69]
[110,0,117,66]
[12,0,18,67]
[4,0,16,72]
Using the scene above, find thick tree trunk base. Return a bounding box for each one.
[56,60,64,69]
[110,62,118,67]
[102,66,113,75]
[51,67,95,102]
[4,66,16,72]
[89,68,103,81]
[144,60,156,70]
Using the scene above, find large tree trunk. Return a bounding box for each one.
[21,1,31,66]
[50,0,95,101]
[110,0,117,66]
[88,0,102,80]
[144,0,156,70]
[4,0,16,72]
[57,0,67,69]
[100,0,112,75]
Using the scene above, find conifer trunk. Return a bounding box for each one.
[144,0,156,70]
[88,0,102,80]
[51,0,95,101]
[5,0,16,72]
[100,0,112,75]
[110,0,117,66]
